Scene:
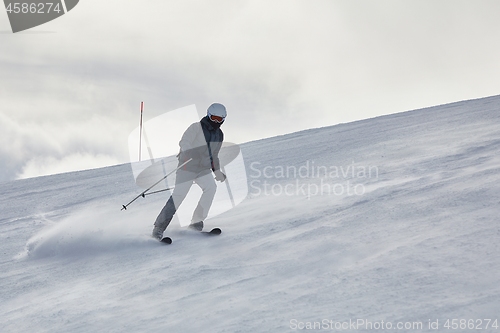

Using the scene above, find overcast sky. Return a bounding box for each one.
[1,0,500,182]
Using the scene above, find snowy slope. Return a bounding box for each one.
[1,95,500,332]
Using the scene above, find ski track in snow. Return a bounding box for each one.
[1,96,500,332]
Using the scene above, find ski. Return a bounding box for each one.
[202,228,222,235]
[156,228,221,244]
[160,237,172,244]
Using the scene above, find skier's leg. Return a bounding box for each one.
[191,172,217,225]
[153,170,196,233]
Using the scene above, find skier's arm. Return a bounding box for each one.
[213,153,226,181]
[211,132,223,171]
[178,123,202,161]
[212,134,226,182]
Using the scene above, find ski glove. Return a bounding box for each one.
[214,170,226,182]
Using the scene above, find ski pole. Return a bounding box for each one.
[121,158,192,211]
[143,187,175,197]
[220,165,235,207]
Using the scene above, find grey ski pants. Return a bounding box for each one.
[154,169,217,231]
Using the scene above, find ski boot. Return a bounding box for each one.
[188,221,204,231]
[151,226,164,240]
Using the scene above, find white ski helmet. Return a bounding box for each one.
[207,103,227,121]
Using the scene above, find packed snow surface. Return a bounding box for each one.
[1,96,500,332]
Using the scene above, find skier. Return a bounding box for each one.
[152,103,227,240]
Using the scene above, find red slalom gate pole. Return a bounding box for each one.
[139,101,144,161]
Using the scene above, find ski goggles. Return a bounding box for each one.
[209,113,225,123]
